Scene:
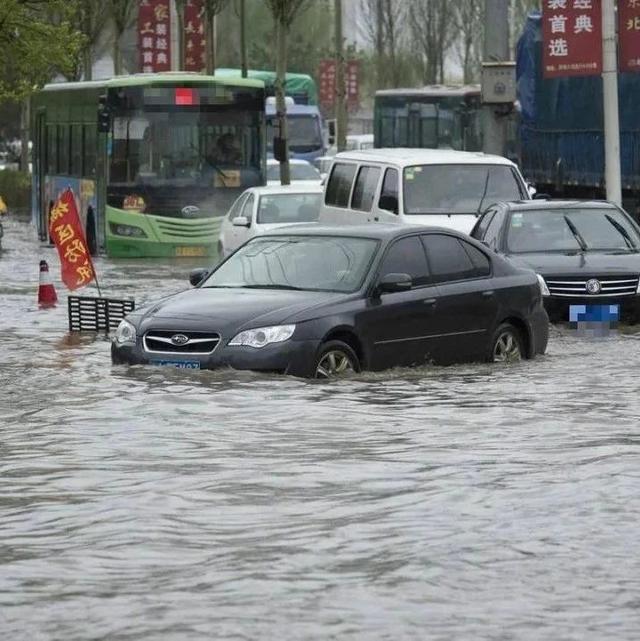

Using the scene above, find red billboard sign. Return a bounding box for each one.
[184,0,206,72]
[318,60,360,109]
[542,0,602,78]
[138,0,172,73]
[619,0,640,72]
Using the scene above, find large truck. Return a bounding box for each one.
[517,12,640,216]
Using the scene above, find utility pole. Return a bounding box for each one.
[482,0,509,156]
[335,0,347,152]
[240,0,247,78]
[602,0,622,205]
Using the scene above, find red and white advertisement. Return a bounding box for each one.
[184,0,206,72]
[542,0,602,78]
[619,0,640,73]
[138,0,172,73]
[318,60,360,109]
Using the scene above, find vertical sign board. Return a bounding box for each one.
[542,0,602,78]
[318,60,360,109]
[184,0,206,72]
[138,0,172,73]
[619,0,640,72]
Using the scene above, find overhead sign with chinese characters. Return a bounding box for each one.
[318,60,360,109]
[184,0,206,72]
[619,0,640,72]
[542,0,602,78]
[138,0,171,73]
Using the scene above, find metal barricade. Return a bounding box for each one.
[67,296,135,332]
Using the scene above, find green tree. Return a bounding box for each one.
[203,0,231,73]
[107,0,136,75]
[0,0,83,100]
[65,0,110,81]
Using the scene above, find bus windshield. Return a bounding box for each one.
[108,106,263,218]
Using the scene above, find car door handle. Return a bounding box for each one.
[482,290,495,297]
[423,298,437,307]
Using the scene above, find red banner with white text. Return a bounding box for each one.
[49,189,96,291]
[619,0,640,72]
[138,0,172,73]
[184,0,206,72]
[542,0,602,78]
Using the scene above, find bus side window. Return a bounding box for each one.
[83,124,96,178]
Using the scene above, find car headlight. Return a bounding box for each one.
[114,319,137,345]
[229,324,296,348]
[109,222,148,238]
[537,274,550,297]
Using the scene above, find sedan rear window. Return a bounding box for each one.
[403,164,523,215]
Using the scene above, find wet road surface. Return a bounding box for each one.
[1,218,640,640]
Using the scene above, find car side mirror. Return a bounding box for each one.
[232,215,250,227]
[527,182,537,198]
[189,268,208,287]
[379,194,398,215]
[377,272,412,294]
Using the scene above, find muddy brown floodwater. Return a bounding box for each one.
[1,218,640,640]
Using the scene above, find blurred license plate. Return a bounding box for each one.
[569,304,620,323]
[175,246,206,257]
[150,360,200,369]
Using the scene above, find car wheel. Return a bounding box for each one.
[314,340,360,379]
[490,323,523,363]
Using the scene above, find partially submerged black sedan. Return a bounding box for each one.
[112,225,548,378]
[471,201,640,321]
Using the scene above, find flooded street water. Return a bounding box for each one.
[2,218,640,640]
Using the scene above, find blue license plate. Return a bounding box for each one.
[569,304,620,323]
[150,360,201,370]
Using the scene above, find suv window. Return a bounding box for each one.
[351,165,381,212]
[378,168,399,213]
[325,163,357,208]
[484,209,506,250]
[378,236,430,287]
[422,234,479,283]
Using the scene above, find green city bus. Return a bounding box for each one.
[374,85,483,152]
[32,73,266,258]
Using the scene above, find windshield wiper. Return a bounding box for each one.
[605,214,637,250]
[240,284,305,291]
[476,169,491,215]
[563,215,589,251]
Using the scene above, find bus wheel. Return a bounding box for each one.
[86,206,97,256]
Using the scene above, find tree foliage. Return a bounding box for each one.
[0,0,84,100]
[64,0,110,81]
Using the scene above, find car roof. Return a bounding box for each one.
[332,148,516,168]
[256,223,470,241]
[496,200,619,212]
[247,184,323,196]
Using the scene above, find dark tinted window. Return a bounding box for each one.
[46,126,57,174]
[473,208,497,239]
[379,168,399,212]
[70,124,83,177]
[351,165,381,211]
[460,240,491,277]
[484,209,505,249]
[58,125,69,175]
[325,163,357,207]
[83,124,96,178]
[422,234,477,283]
[378,236,429,286]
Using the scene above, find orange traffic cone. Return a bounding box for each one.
[38,259,58,307]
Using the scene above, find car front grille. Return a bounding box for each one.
[153,218,221,239]
[143,330,221,354]
[545,275,639,298]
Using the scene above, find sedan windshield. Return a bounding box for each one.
[203,236,378,292]
[257,193,321,224]
[506,208,640,253]
[403,164,523,214]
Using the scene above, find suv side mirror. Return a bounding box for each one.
[189,268,208,287]
[377,272,412,294]
[232,215,250,227]
[379,194,398,215]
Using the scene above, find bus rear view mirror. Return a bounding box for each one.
[97,94,111,133]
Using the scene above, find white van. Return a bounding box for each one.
[319,148,530,234]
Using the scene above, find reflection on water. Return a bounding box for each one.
[1,219,640,640]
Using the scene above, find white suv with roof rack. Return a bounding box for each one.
[319,148,530,234]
